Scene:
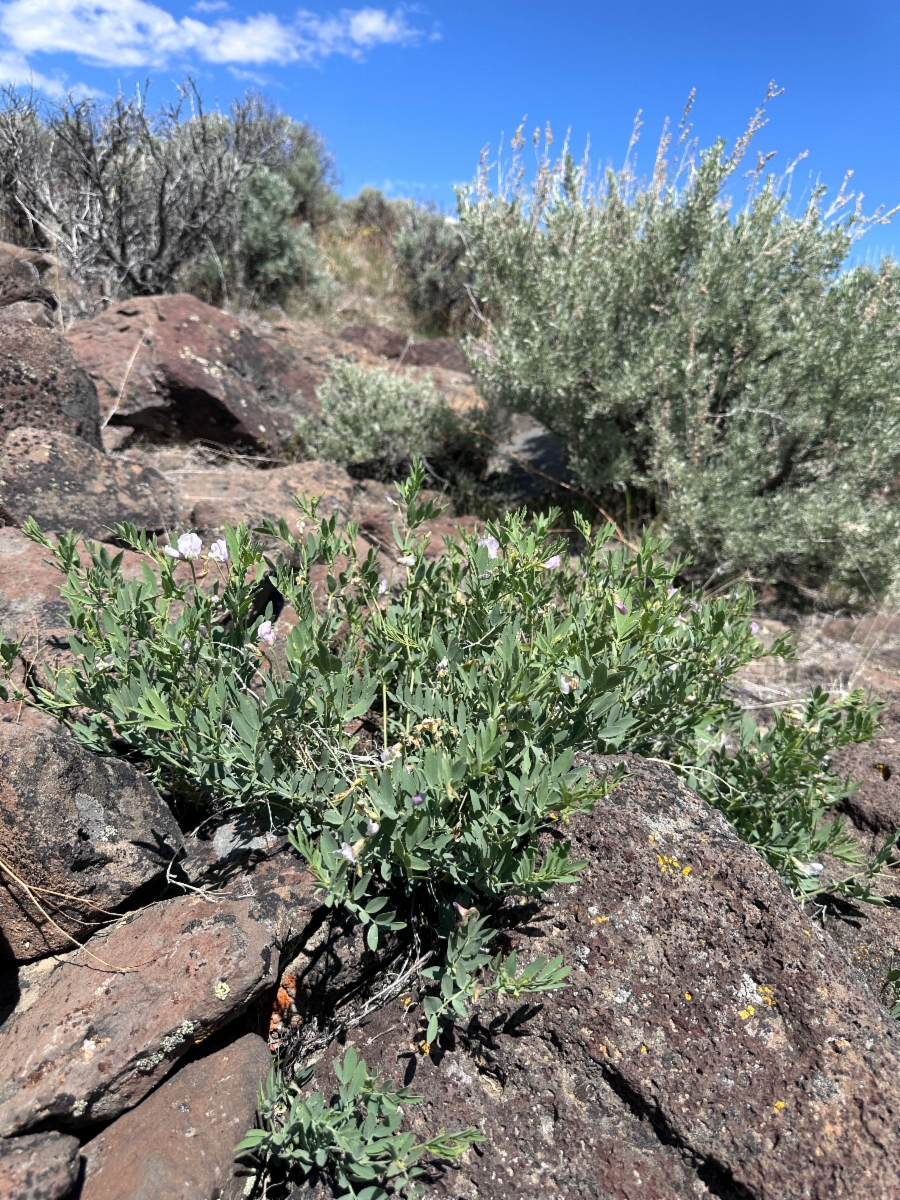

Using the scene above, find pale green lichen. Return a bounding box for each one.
[134,1019,199,1073]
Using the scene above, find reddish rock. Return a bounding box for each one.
[334,756,900,1200]
[0,883,306,1133]
[0,427,177,538]
[0,1130,80,1200]
[338,323,409,359]
[167,458,357,533]
[0,326,101,447]
[0,302,54,330]
[66,294,319,451]
[0,723,184,962]
[338,324,469,374]
[79,1033,270,1200]
[0,243,56,274]
[832,697,900,840]
[0,257,57,314]
[404,337,469,373]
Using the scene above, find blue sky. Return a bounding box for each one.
[3,0,899,260]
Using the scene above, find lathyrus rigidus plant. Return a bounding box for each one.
[4,462,884,965]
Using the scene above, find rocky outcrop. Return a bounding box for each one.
[169,458,357,534]
[66,294,320,451]
[79,1032,271,1200]
[0,254,57,314]
[0,886,295,1134]
[328,756,900,1200]
[339,323,469,373]
[0,724,184,962]
[0,326,101,447]
[0,1130,80,1200]
[0,427,178,538]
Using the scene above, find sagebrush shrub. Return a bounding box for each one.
[0,82,337,313]
[297,360,449,475]
[393,203,472,334]
[460,102,900,599]
[240,168,334,307]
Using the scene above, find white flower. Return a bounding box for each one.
[559,672,579,695]
[208,539,229,563]
[378,578,389,595]
[397,554,415,567]
[336,841,357,864]
[179,532,202,559]
[478,536,500,560]
[799,861,824,877]
[543,554,562,570]
[366,820,380,837]
[258,620,276,646]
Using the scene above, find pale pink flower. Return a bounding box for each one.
[258,620,276,646]
[543,554,562,570]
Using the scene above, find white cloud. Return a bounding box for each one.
[0,47,70,94]
[192,0,229,11]
[0,1,420,79]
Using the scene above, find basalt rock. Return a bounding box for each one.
[327,756,900,1200]
[79,1032,271,1200]
[0,886,296,1134]
[0,1130,80,1200]
[66,294,319,451]
[0,723,184,963]
[0,326,101,447]
[169,458,357,534]
[0,426,177,538]
[338,324,468,373]
[0,256,57,315]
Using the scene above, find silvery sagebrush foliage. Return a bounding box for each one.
[235,1046,483,1198]
[296,359,451,476]
[459,88,900,600]
[392,201,472,335]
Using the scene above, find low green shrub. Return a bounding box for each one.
[237,1046,483,1198]
[460,102,900,600]
[297,360,450,476]
[6,467,884,914]
[239,167,335,307]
